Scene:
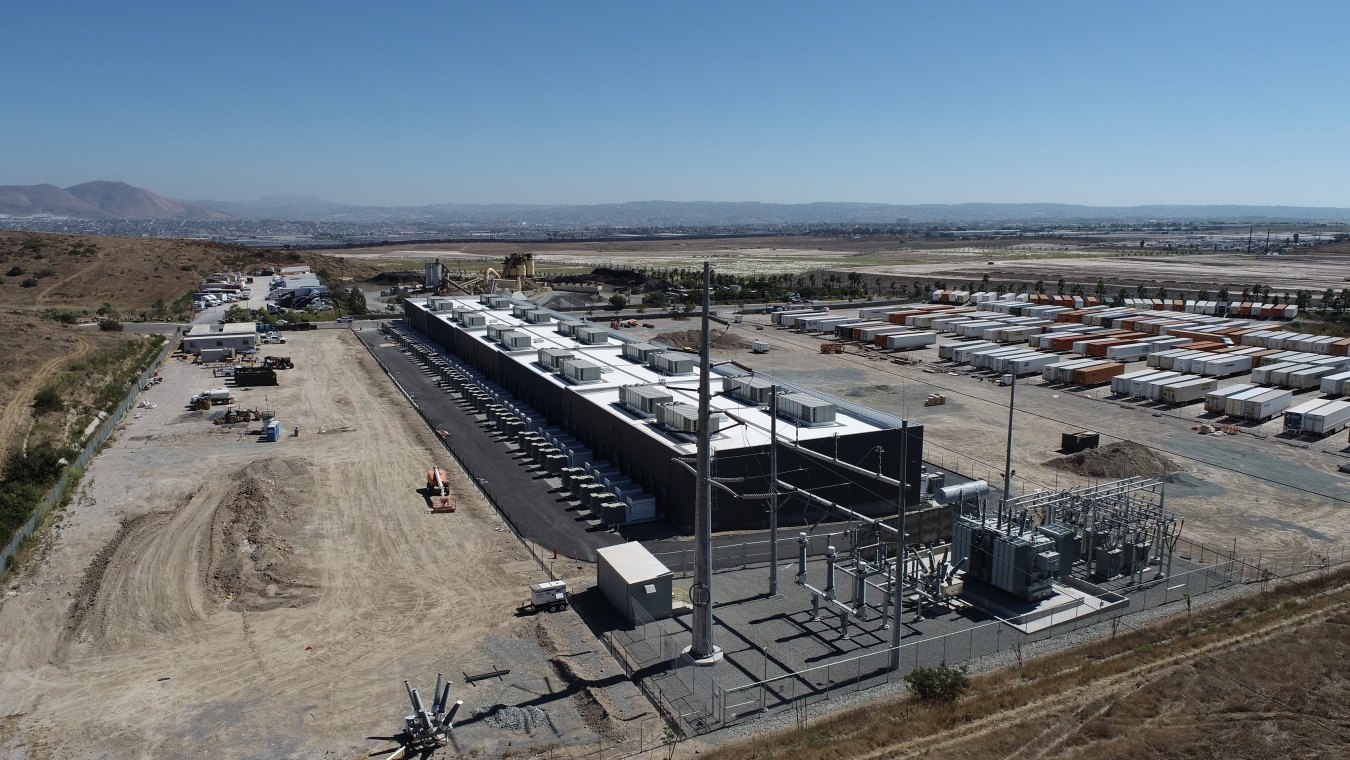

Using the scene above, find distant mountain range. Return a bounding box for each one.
[0,181,230,220]
[4,180,1349,226]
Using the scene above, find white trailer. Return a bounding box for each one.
[1320,369,1350,396]
[1112,369,1164,395]
[1203,383,1256,413]
[1238,388,1294,422]
[1224,386,1272,417]
[1252,361,1300,385]
[1159,377,1219,405]
[884,331,937,350]
[1131,371,1179,397]
[950,341,999,364]
[1044,358,1098,383]
[1287,365,1336,389]
[1301,400,1350,436]
[1193,354,1253,377]
[970,346,1030,370]
[1282,399,1334,434]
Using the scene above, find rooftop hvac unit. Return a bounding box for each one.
[511,304,531,318]
[576,326,610,345]
[778,392,837,426]
[557,319,583,336]
[619,384,673,417]
[502,331,532,350]
[560,358,603,383]
[485,323,506,342]
[525,310,552,324]
[649,351,697,375]
[622,341,661,363]
[722,375,774,405]
[537,348,574,370]
[478,294,492,304]
[461,313,487,328]
[487,295,511,308]
[452,307,475,323]
[655,402,726,434]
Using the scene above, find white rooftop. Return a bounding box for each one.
[598,542,671,585]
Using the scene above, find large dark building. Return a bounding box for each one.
[403,295,926,532]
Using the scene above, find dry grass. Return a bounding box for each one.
[703,568,1350,760]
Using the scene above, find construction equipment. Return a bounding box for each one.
[213,407,262,425]
[263,355,293,369]
[924,393,947,406]
[820,343,845,354]
[520,580,569,613]
[426,466,448,497]
[189,389,234,407]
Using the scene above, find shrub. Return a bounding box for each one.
[904,663,970,704]
[20,278,38,288]
[98,318,124,332]
[44,309,78,324]
[32,384,64,414]
[35,268,56,279]
[5,265,23,277]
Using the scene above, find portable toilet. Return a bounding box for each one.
[265,420,281,442]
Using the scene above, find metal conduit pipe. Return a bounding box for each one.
[775,482,898,536]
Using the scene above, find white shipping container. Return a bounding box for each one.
[1203,383,1256,413]
[1044,358,1097,382]
[1282,399,1334,434]
[949,341,998,363]
[1238,389,1294,421]
[884,331,937,350]
[1194,355,1253,377]
[1224,386,1271,417]
[1160,377,1219,405]
[1132,371,1180,397]
[1320,369,1350,396]
[1301,400,1350,435]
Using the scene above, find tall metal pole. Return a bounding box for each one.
[1002,373,1016,513]
[769,384,780,597]
[889,418,908,670]
[688,261,721,663]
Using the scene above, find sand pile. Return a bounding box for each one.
[654,328,751,350]
[1045,440,1181,480]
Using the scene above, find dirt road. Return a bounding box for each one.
[0,330,89,456]
[0,330,647,757]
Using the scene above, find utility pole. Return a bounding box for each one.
[889,418,908,670]
[1002,373,1016,514]
[687,261,722,664]
[769,384,780,597]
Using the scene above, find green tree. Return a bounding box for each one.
[1056,276,1066,295]
[1197,288,1210,301]
[96,302,119,320]
[1071,283,1085,297]
[1217,287,1229,302]
[608,293,629,311]
[1135,284,1147,298]
[1156,287,1168,299]
[346,286,369,315]
[1094,279,1107,297]
[1034,279,1046,294]
[1115,288,1128,305]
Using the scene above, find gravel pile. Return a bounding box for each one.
[477,704,555,733]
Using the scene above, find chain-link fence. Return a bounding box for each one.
[2,336,177,573]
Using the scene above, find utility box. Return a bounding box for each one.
[1060,431,1100,453]
[597,543,673,624]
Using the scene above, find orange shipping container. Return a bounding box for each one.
[1073,362,1126,385]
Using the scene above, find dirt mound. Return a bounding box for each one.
[1045,440,1181,480]
[653,328,751,350]
[206,458,318,611]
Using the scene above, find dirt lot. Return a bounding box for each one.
[0,329,656,758]
[621,314,1350,561]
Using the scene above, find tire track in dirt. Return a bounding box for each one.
[34,243,107,305]
[0,331,91,456]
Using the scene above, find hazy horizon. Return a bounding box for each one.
[4,2,1349,208]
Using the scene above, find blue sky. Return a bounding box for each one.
[3,1,1347,206]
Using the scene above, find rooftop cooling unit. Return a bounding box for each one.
[557,319,583,336]
[537,348,574,371]
[779,392,837,426]
[452,308,474,324]
[485,323,506,342]
[525,310,552,324]
[487,295,511,309]
[511,304,531,318]
[722,375,774,405]
[655,402,726,434]
[649,351,697,375]
[461,313,487,328]
[502,331,532,350]
[560,358,603,383]
[619,384,673,417]
[576,326,610,345]
[478,294,492,304]
[622,341,661,363]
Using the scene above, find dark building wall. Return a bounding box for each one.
[399,302,927,532]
